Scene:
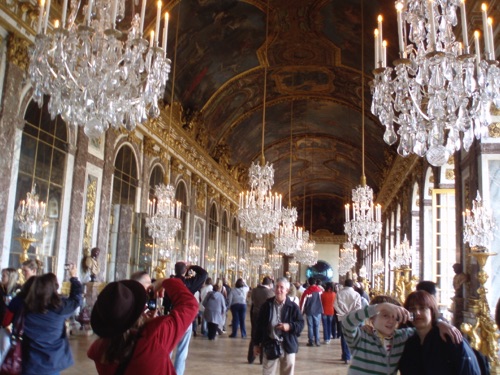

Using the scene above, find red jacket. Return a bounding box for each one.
[88,278,198,375]
[320,291,336,316]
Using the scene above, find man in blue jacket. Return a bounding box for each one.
[254,277,304,375]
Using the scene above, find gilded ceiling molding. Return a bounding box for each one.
[143,136,160,157]
[312,232,346,245]
[376,155,420,210]
[0,1,38,39]
[7,34,29,71]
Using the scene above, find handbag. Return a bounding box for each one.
[263,339,282,360]
[0,308,25,375]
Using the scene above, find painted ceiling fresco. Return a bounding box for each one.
[161,0,401,234]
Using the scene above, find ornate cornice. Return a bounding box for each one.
[376,155,420,210]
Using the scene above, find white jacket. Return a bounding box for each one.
[334,286,362,321]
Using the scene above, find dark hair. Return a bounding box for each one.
[308,277,316,286]
[325,282,334,292]
[24,273,62,313]
[370,295,401,306]
[174,262,187,277]
[235,278,244,288]
[495,298,500,328]
[404,290,439,326]
[416,281,437,296]
[213,284,220,292]
[262,276,273,286]
[344,279,353,287]
[205,277,213,286]
[16,275,36,299]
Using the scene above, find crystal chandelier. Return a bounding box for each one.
[248,239,267,266]
[345,9,382,251]
[29,0,171,138]
[188,243,200,264]
[14,184,46,239]
[237,0,282,238]
[371,1,500,166]
[338,241,357,277]
[227,255,237,271]
[274,207,303,255]
[146,183,182,241]
[269,253,282,270]
[261,263,273,276]
[294,231,317,266]
[372,259,385,275]
[463,190,495,249]
[390,234,413,268]
[288,261,299,277]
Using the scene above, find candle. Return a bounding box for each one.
[111,0,118,29]
[428,0,436,49]
[460,0,469,53]
[458,42,463,56]
[374,29,380,68]
[382,40,387,67]
[150,30,154,46]
[487,17,495,59]
[43,0,51,33]
[377,15,383,65]
[162,12,169,52]
[61,0,68,28]
[474,30,481,69]
[54,19,59,28]
[86,0,93,25]
[396,2,406,58]
[481,3,490,56]
[37,0,45,34]
[155,0,162,45]
[345,204,350,222]
[140,0,147,35]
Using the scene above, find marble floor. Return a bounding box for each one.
[62,329,350,375]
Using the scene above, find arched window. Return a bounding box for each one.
[108,145,138,281]
[12,99,68,272]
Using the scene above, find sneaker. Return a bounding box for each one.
[344,360,350,365]
[315,342,320,347]
[306,342,314,347]
[325,340,331,344]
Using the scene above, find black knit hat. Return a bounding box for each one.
[91,280,147,338]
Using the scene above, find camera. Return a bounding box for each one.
[147,289,157,311]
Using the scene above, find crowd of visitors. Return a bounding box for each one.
[0,258,492,375]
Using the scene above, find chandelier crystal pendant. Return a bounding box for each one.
[463,190,495,249]
[146,183,182,241]
[371,1,500,166]
[29,0,172,138]
[294,231,317,266]
[274,207,302,255]
[372,259,385,275]
[248,239,267,266]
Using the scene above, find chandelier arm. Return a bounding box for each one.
[408,86,430,122]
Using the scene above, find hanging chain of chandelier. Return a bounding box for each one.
[371,0,500,167]
[29,0,171,138]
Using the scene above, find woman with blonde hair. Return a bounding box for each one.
[1,267,20,303]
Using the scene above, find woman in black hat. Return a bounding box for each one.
[88,277,197,375]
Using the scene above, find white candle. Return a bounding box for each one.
[374,29,380,68]
[162,12,169,52]
[396,2,406,58]
[61,0,68,28]
[150,30,154,46]
[345,204,350,222]
[488,17,495,59]
[37,0,45,33]
[377,15,383,64]
[382,40,387,67]
[54,19,59,28]
[111,0,118,29]
[460,0,469,53]
[474,30,481,68]
[481,3,490,56]
[43,0,51,33]
[86,0,93,25]
[428,0,436,49]
[140,0,147,35]
[155,0,162,45]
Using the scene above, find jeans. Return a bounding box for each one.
[339,321,351,361]
[332,313,339,338]
[172,326,192,375]
[230,303,247,337]
[207,322,218,340]
[322,314,333,341]
[306,314,321,344]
